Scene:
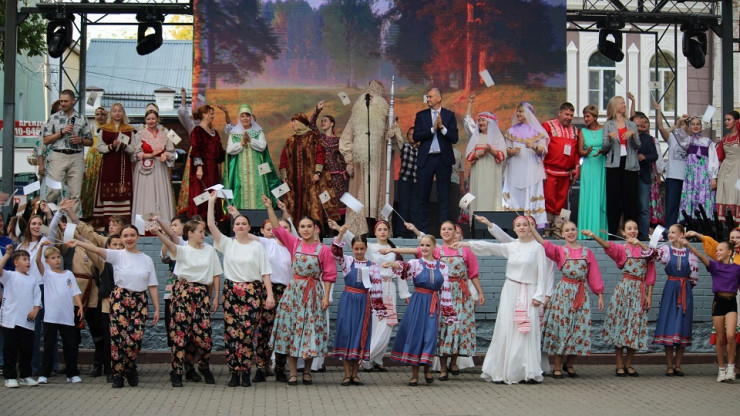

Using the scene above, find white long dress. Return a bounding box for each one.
[502,123,548,227]
[464,115,504,211]
[469,239,548,384]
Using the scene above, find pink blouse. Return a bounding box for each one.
[273,226,337,283]
[604,242,656,286]
[415,245,480,279]
[542,241,604,294]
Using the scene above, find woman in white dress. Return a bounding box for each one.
[454,216,548,384]
[464,94,506,211]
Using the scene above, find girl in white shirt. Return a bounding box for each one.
[155,218,221,388]
[68,225,160,388]
[208,192,272,388]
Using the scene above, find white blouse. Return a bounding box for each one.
[469,239,548,302]
[215,237,271,283]
[105,249,158,292]
[258,236,292,286]
[174,244,223,285]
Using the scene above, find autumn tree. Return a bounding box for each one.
[0,0,46,68]
[166,14,193,40]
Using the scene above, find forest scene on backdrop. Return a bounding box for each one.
[193,0,566,165]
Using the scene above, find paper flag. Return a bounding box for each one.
[423,95,428,104]
[271,183,290,199]
[702,105,716,124]
[196,94,206,103]
[47,203,59,212]
[459,193,476,209]
[648,81,661,90]
[134,215,146,235]
[258,163,272,175]
[615,74,624,84]
[649,225,665,248]
[358,267,371,289]
[14,221,20,236]
[86,91,98,107]
[558,208,572,222]
[118,132,130,145]
[380,203,394,221]
[13,194,26,208]
[337,91,350,106]
[319,191,331,204]
[340,192,364,213]
[193,192,210,206]
[167,129,182,145]
[206,184,224,192]
[63,222,78,243]
[479,70,495,87]
[221,189,234,200]
[45,177,62,190]
[23,181,40,195]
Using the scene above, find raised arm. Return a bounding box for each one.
[153,215,179,244]
[653,101,671,142]
[206,191,224,246]
[0,244,12,276]
[262,194,279,228]
[681,238,710,267]
[67,239,107,260]
[581,230,610,248]
[35,240,51,276]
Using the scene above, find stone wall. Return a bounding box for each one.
[81,237,717,354]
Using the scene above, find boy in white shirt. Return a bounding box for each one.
[0,246,42,388]
[35,241,84,384]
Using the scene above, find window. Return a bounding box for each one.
[588,52,616,112]
[649,53,676,115]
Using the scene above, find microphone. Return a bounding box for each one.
[66,116,77,140]
[365,93,371,108]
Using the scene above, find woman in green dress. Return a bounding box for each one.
[223,104,282,210]
[577,105,607,240]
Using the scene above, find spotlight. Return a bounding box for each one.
[597,19,625,62]
[681,22,708,69]
[46,11,74,59]
[136,11,165,56]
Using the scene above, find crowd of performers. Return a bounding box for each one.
[2,82,740,389]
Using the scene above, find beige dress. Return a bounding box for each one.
[716,135,740,222]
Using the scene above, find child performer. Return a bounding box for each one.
[583,220,656,377]
[386,234,457,386]
[35,241,84,384]
[683,237,740,382]
[653,225,699,376]
[0,246,41,388]
[331,225,387,385]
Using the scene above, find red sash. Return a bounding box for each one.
[667,276,688,314]
[561,276,585,310]
[415,287,438,317]
[345,286,371,353]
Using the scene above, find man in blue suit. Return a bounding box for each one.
[413,88,459,233]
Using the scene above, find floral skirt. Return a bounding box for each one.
[602,279,649,350]
[678,156,714,222]
[109,287,148,377]
[222,279,261,373]
[437,280,476,357]
[653,280,693,346]
[255,283,287,369]
[80,147,102,219]
[541,280,593,355]
[649,164,664,225]
[170,280,212,375]
[269,278,328,359]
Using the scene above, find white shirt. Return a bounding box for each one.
[215,238,271,283]
[665,131,689,180]
[105,249,158,292]
[174,244,222,285]
[0,270,42,330]
[42,269,81,326]
[257,237,292,286]
[20,238,50,285]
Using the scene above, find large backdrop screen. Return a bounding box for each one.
[193,0,566,165]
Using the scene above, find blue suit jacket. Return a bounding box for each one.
[413,107,459,168]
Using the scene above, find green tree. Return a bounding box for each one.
[0,0,47,68]
[166,14,193,40]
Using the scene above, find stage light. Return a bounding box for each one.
[46,11,74,59]
[597,19,625,62]
[681,22,708,69]
[136,11,165,56]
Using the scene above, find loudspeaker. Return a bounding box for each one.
[471,211,519,239]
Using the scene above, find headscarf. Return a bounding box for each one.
[230,103,262,136]
[291,112,310,135]
[508,102,549,145]
[465,111,506,159]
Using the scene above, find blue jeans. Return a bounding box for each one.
[637,177,651,239]
[664,178,683,230]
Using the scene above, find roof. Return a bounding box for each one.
[85,39,192,116]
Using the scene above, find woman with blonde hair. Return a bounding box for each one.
[577,105,607,240]
[601,96,640,236]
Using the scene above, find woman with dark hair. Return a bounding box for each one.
[716,110,740,222]
[68,225,160,388]
[311,100,347,217]
[187,105,225,219]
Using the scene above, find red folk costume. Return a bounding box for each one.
[187,125,225,219]
[279,113,338,223]
[93,122,136,226]
[542,119,580,215]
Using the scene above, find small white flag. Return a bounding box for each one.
[118,132,130,145]
[459,193,476,209]
[221,189,234,200]
[271,183,290,199]
[649,225,665,249]
[380,203,394,221]
[206,184,224,192]
[45,177,62,190]
[337,91,351,106]
[319,191,331,204]
[193,191,210,206]
[558,208,572,222]
[479,70,495,87]
[702,105,716,124]
[615,74,624,84]
[423,95,428,104]
[47,203,59,212]
[340,192,364,213]
[63,222,78,243]
[86,91,99,107]
[23,181,40,195]
[648,81,661,90]
[134,214,146,235]
[258,163,272,175]
[167,129,182,145]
